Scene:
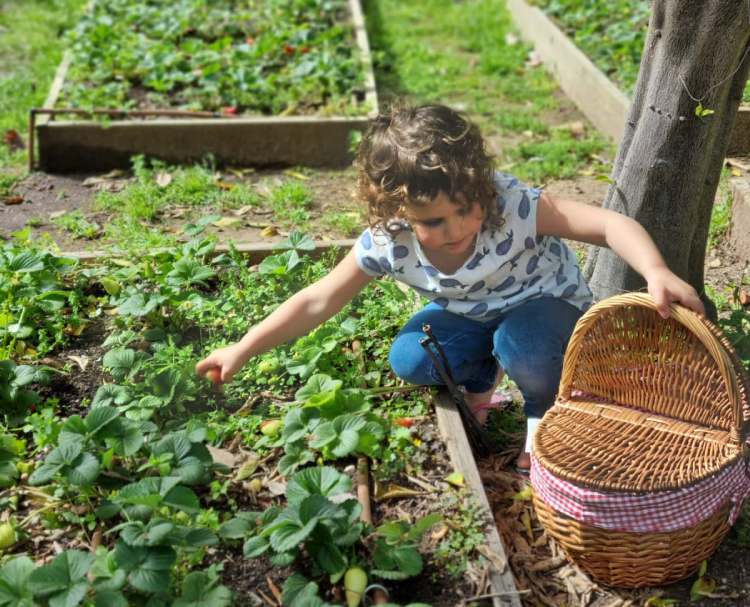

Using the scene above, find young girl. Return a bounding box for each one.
[196,104,704,471]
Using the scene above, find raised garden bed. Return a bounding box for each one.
[506,0,750,154]
[34,0,378,172]
[0,235,517,606]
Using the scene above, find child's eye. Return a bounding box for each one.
[419,218,443,227]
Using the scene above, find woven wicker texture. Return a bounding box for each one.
[533,495,731,587]
[534,293,749,492]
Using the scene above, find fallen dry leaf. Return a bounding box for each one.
[3,196,23,205]
[260,225,278,238]
[67,355,90,371]
[155,171,173,188]
[3,129,25,151]
[212,216,243,229]
[207,445,236,468]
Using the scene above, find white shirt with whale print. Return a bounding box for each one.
[353,172,593,320]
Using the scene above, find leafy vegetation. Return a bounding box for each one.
[60,0,367,116]
[0,231,491,605]
[531,0,750,102]
[0,0,88,175]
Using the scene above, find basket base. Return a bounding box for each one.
[533,495,731,588]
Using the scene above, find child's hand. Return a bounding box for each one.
[195,343,248,385]
[645,267,705,319]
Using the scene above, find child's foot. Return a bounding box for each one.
[515,451,531,476]
[466,392,513,425]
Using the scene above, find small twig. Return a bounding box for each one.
[266,576,283,605]
[89,527,103,553]
[256,588,278,607]
[356,456,373,525]
[460,589,531,604]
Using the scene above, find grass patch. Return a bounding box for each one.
[365,0,610,184]
[0,0,87,175]
[268,180,313,224]
[708,168,733,249]
[51,210,101,240]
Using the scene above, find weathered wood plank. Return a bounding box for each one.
[433,388,522,607]
[62,238,357,264]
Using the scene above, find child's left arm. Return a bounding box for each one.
[536,193,705,318]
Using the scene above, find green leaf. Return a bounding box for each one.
[94,590,128,607]
[183,528,218,546]
[219,518,252,540]
[286,466,352,506]
[85,406,122,435]
[407,513,442,541]
[103,349,140,380]
[279,231,315,251]
[163,485,201,514]
[281,574,324,607]
[0,556,35,607]
[8,251,45,273]
[65,452,100,486]
[121,521,175,547]
[259,251,300,275]
[173,569,232,607]
[28,550,94,607]
[295,374,343,401]
[270,518,319,553]
[113,542,176,593]
[243,536,271,558]
[309,539,346,575]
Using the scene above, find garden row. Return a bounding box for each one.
[34,0,378,171]
[0,230,516,606]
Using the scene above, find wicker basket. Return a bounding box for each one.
[531,293,750,588]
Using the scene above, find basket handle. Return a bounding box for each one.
[559,293,745,443]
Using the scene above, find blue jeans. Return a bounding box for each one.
[389,297,583,418]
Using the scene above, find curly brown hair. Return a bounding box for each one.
[356,104,502,236]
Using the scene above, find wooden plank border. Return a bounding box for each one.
[36,0,378,172]
[62,238,358,264]
[506,0,750,154]
[433,389,522,607]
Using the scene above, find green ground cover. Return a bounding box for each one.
[59,0,366,116]
[531,0,750,102]
[365,0,610,183]
[0,0,87,179]
[0,233,489,605]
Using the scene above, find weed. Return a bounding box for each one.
[708,168,733,249]
[52,210,101,240]
[433,490,488,577]
[269,180,313,225]
[323,210,363,236]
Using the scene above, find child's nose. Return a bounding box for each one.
[446,218,463,241]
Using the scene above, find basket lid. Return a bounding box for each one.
[534,293,749,493]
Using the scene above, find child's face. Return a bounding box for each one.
[405,192,485,256]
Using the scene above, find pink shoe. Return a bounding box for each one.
[469,391,513,424]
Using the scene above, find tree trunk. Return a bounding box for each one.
[583,0,750,317]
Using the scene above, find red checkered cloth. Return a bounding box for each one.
[531,455,750,533]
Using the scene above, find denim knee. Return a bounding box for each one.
[501,357,560,408]
[389,335,439,385]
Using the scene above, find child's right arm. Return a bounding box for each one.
[195,249,374,383]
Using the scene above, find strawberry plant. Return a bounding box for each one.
[0,240,88,358]
[60,0,367,115]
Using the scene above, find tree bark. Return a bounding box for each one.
[584,0,750,317]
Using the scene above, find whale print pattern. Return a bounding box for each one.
[353,172,592,317]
